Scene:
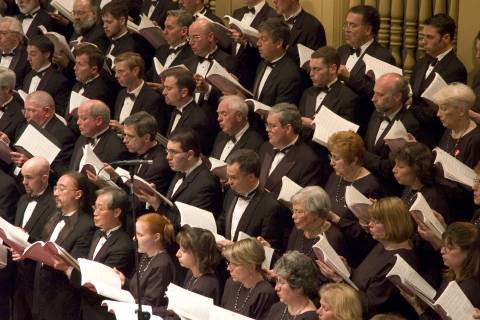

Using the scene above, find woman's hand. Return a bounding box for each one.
[396,284,427,315]
[256,236,271,248]
[113,267,126,286]
[316,260,343,283]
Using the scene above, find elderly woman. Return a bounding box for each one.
[435,83,480,167]
[318,197,420,318]
[263,251,319,320]
[325,130,382,266]
[402,222,480,318]
[317,283,363,320]
[222,238,277,319]
[393,142,450,220]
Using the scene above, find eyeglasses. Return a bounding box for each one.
[54,185,77,192]
[166,149,187,156]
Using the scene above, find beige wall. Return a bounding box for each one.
[214,0,479,81]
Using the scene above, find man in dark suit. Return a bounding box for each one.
[410,14,467,147]
[70,0,110,53]
[364,73,420,195]
[139,128,221,226]
[141,0,178,29]
[9,91,76,179]
[146,9,195,84]
[337,5,396,133]
[211,95,264,161]
[101,1,154,72]
[31,172,96,320]
[13,156,56,320]
[70,99,131,171]
[228,0,277,90]
[272,0,326,64]
[163,69,214,153]
[253,18,303,107]
[54,187,134,320]
[0,16,30,88]
[217,149,283,250]
[23,35,72,116]
[111,52,167,133]
[0,67,26,140]
[259,103,322,197]
[17,0,56,39]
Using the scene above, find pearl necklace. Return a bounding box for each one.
[233,283,254,313]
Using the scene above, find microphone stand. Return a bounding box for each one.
[127,165,150,320]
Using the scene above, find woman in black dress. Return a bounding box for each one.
[222,238,277,319]
[317,283,362,320]
[116,213,176,315]
[324,130,382,266]
[263,251,319,320]
[318,197,420,318]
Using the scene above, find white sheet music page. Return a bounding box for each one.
[312,106,359,146]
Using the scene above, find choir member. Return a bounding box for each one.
[317,283,362,320]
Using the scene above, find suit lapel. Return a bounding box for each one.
[260,146,274,186]
[36,67,53,91]
[412,59,430,96]
[233,192,261,240]
[253,62,268,99]
[56,212,79,245]
[304,89,318,117]
[115,90,127,120]
[224,192,238,240]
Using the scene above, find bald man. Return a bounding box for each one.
[9,91,76,177]
[13,156,56,320]
[70,99,130,171]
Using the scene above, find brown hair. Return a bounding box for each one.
[368,197,414,243]
[176,227,221,274]
[327,130,365,164]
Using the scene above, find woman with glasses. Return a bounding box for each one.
[318,197,420,318]
[263,251,319,320]
[324,130,382,266]
[222,238,277,319]
[401,222,480,318]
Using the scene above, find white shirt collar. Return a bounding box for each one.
[435,47,453,62]
[234,123,249,141]
[283,6,302,21]
[127,80,144,96]
[358,38,374,55]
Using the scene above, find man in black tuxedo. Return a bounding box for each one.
[54,187,134,320]
[17,0,56,39]
[146,9,195,84]
[111,52,167,133]
[13,156,56,320]
[217,149,283,250]
[70,0,110,53]
[272,0,326,64]
[0,16,30,88]
[410,14,467,147]
[163,69,214,153]
[253,18,303,107]
[9,91,76,178]
[211,95,264,161]
[31,172,95,320]
[140,0,178,29]
[364,73,420,195]
[0,67,26,140]
[337,5,395,133]
[139,128,221,226]
[70,99,131,171]
[228,0,277,90]
[101,1,154,71]
[259,103,322,197]
[23,35,72,116]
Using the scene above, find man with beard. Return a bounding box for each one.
[70,0,109,53]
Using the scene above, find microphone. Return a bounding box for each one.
[110,159,154,166]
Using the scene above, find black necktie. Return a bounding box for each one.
[246,7,255,14]
[125,92,136,101]
[349,47,361,57]
[430,58,438,67]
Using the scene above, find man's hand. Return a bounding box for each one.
[109,120,124,134]
[337,65,350,80]
[10,151,29,167]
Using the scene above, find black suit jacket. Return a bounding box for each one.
[410,50,467,146]
[114,84,168,133]
[33,211,95,320]
[22,65,72,115]
[2,44,30,88]
[210,127,264,160]
[363,107,420,193]
[71,75,116,112]
[70,23,109,54]
[135,143,174,195]
[217,188,283,250]
[253,54,303,107]
[141,0,178,29]
[338,40,395,132]
[231,4,278,90]
[0,92,26,140]
[162,162,222,226]
[70,228,134,320]
[258,138,322,197]
[147,43,194,82]
[286,9,326,64]
[0,169,20,223]
[105,32,155,71]
[70,129,131,171]
[19,8,56,39]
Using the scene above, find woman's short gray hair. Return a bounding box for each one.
[291,186,331,219]
[273,251,320,298]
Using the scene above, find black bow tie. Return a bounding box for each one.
[125,92,136,101]
[430,58,438,67]
[349,47,361,57]
[32,70,45,78]
[1,52,14,57]
[235,188,257,201]
[168,46,182,55]
[246,7,255,14]
[285,16,296,25]
[316,86,330,95]
[228,135,237,143]
[177,172,186,180]
[381,115,392,123]
[99,230,109,239]
[19,13,34,19]
[274,144,293,155]
[266,61,277,68]
[173,108,183,117]
[198,55,213,63]
[86,137,96,145]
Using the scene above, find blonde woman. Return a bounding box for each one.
[317,283,362,320]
